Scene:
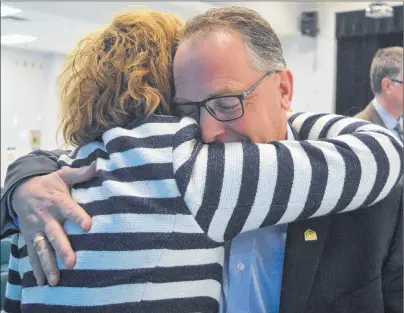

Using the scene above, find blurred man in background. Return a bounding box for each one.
[356,47,403,142]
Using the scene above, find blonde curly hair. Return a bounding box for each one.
[58,9,184,146]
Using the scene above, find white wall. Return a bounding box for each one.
[1,47,66,184]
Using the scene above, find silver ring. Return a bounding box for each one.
[33,233,47,248]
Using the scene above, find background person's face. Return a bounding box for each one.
[390,73,403,115]
[173,30,293,144]
[382,72,403,116]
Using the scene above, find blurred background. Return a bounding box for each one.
[1,1,403,186]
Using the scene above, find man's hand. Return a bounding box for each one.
[12,163,96,286]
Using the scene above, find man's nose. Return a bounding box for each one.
[199,108,226,143]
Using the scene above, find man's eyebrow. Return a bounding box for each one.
[206,86,240,98]
[173,86,240,104]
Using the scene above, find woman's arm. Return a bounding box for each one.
[3,234,23,313]
[173,112,403,242]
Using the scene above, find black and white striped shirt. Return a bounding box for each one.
[4,112,403,313]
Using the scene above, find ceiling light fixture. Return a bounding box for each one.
[1,34,37,45]
[365,2,394,18]
[1,4,22,17]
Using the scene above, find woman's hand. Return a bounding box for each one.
[11,163,96,286]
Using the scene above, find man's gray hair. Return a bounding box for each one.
[181,7,287,72]
[370,46,403,94]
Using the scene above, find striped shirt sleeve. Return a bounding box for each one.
[173,112,403,242]
[3,234,22,313]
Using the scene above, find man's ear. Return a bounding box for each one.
[381,77,393,95]
[278,69,293,110]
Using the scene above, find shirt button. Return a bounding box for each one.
[236,262,245,271]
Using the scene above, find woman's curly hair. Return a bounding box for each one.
[58,9,184,146]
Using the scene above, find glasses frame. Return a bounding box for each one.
[175,70,280,122]
[390,78,403,84]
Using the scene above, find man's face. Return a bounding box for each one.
[173,30,293,144]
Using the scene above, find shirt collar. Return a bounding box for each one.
[372,98,402,131]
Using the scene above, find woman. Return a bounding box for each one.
[4,9,402,313]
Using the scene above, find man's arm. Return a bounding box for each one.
[1,149,67,239]
[0,149,95,287]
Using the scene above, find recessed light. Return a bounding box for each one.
[1,4,22,17]
[1,34,37,45]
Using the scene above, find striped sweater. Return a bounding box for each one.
[4,112,403,313]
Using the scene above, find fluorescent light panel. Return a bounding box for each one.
[1,34,37,45]
[1,4,22,17]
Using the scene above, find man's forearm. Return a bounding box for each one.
[0,149,68,239]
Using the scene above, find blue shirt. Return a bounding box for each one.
[219,126,294,313]
[372,98,403,141]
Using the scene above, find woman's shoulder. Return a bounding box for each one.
[58,115,199,168]
[131,114,198,128]
[103,115,197,139]
[117,114,197,131]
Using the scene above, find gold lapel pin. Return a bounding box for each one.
[304,229,318,241]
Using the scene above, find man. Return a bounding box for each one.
[356,47,403,142]
[1,7,402,313]
[173,8,402,313]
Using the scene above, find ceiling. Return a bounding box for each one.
[1,1,303,55]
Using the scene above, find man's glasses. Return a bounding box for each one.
[174,70,280,122]
[390,78,403,84]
